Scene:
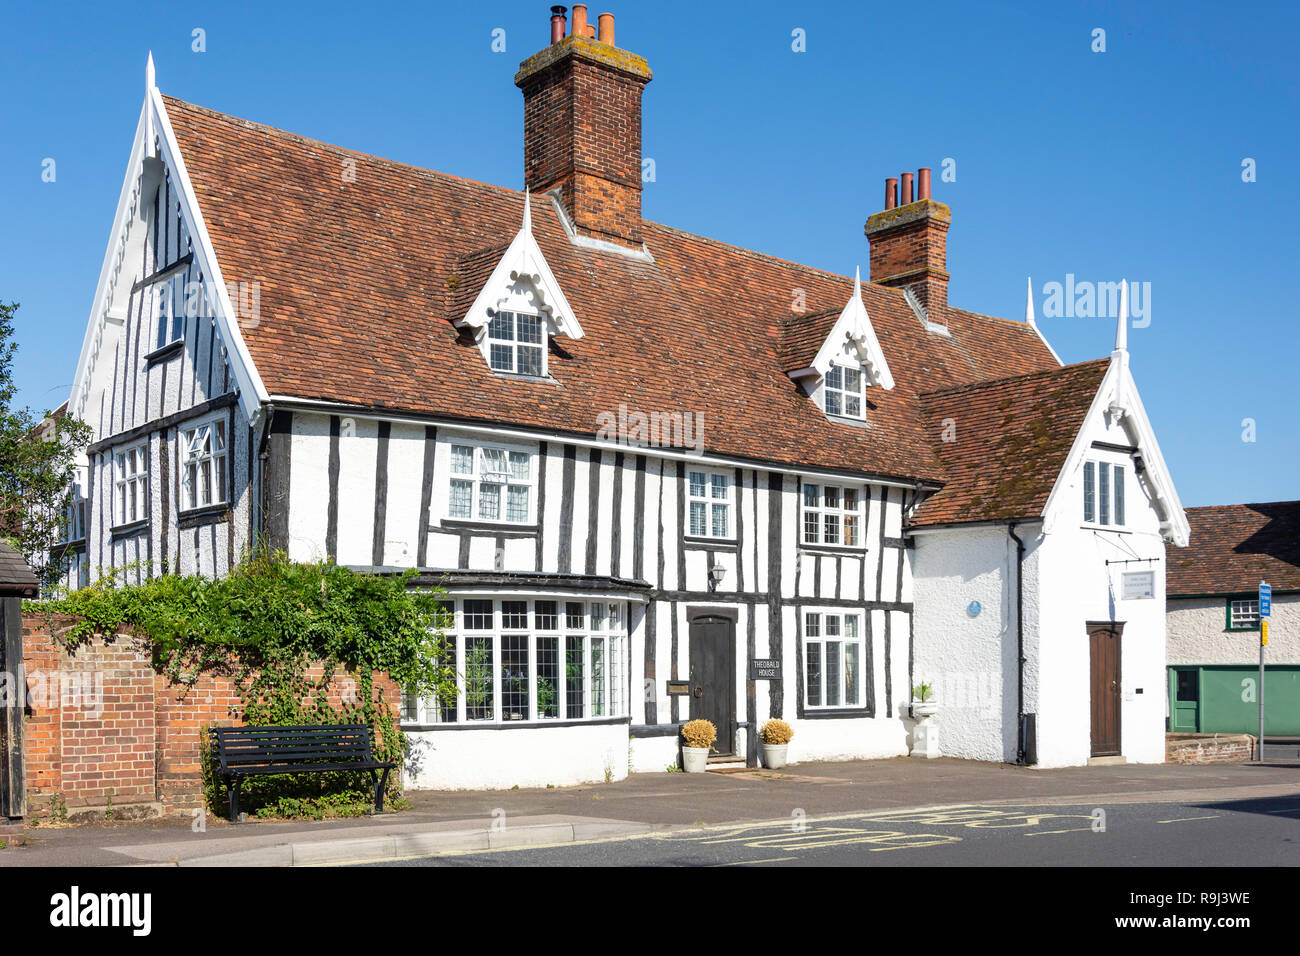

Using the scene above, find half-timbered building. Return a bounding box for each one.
[58,7,1188,785]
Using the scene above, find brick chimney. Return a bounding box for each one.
[864,168,950,324]
[515,7,652,248]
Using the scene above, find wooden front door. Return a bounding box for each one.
[1088,622,1123,756]
[688,615,736,756]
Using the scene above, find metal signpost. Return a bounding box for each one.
[1258,581,1271,760]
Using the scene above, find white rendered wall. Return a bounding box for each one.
[912,525,1028,763]
[1035,407,1170,767]
[404,722,631,790]
[1167,595,1300,665]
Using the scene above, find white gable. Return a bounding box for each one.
[457,193,583,341]
[1042,341,1189,546]
[68,55,268,427]
[796,268,895,391]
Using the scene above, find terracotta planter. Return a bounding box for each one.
[681,746,709,773]
[760,742,789,769]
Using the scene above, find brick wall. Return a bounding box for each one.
[20,615,400,816]
[1165,732,1255,764]
[518,38,651,247]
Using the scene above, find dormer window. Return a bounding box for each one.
[824,363,865,419]
[487,311,544,377]
[457,194,584,377]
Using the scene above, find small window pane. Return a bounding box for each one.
[565,636,585,719]
[463,600,494,629]
[1114,466,1125,526]
[537,636,560,718]
[566,602,585,630]
[711,503,728,537]
[826,642,842,707]
[1099,463,1111,525]
[805,613,821,637]
[478,482,501,520]
[451,445,474,474]
[506,485,530,522]
[501,635,530,720]
[591,638,605,717]
[710,474,728,500]
[1083,462,1096,523]
[465,636,495,721]
[535,600,558,630]
[807,643,822,707]
[502,601,528,629]
[488,312,514,340]
[845,643,860,706]
[690,501,707,536]
[689,472,706,497]
[489,343,513,371]
[518,346,542,377]
[509,451,530,480]
[449,479,473,517]
[825,389,842,416]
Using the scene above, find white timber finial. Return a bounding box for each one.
[146,51,156,90]
[1109,277,1129,417]
[853,265,862,299]
[1025,276,1036,325]
[522,188,532,234]
[1114,277,1129,353]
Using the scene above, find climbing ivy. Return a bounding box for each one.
[29,549,456,815]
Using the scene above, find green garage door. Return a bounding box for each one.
[1168,666,1300,735]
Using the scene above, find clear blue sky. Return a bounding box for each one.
[2,0,1296,507]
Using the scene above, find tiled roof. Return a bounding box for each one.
[910,359,1110,527]
[0,540,38,597]
[1168,502,1300,595]
[162,96,1060,483]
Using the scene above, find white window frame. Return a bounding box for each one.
[180,415,229,512]
[1083,459,1126,529]
[113,442,148,527]
[801,482,865,548]
[1228,598,1260,631]
[685,468,733,539]
[802,609,866,710]
[485,309,546,378]
[404,598,629,725]
[823,362,866,420]
[445,439,536,525]
[154,273,185,351]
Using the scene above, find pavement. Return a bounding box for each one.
[1,757,1296,867]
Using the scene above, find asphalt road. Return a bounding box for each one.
[369,793,1300,867]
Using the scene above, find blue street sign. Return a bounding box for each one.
[1259,583,1272,618]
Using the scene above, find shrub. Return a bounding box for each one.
[681,718,717,749]
[759,718,794,745]
[34,548,457,819]
[912,681,935,702]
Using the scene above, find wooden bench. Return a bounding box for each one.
[209,723,397,823]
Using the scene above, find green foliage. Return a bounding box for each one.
[36,549,457,819]
[912,681,935,702]
[0,301,92,591]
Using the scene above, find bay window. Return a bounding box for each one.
[404,597,629,724]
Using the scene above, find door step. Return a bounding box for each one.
[1087,755,1127,766]
[706,755,748,771]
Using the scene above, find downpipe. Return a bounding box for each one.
[1008,522,1027,765]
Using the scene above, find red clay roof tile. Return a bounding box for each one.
[162,95,1062,483]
